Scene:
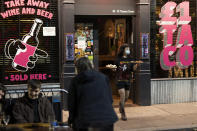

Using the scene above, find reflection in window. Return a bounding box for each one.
[150,0,196,78]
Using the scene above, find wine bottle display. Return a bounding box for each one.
[13,19,43,68]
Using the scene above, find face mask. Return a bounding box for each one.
[125,50,130,55]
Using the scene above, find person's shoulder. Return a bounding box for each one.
[118,57,132,62]
[18,95,28,102]
[94,70,107,78]
[39,96,51,103]
[13,96,26,107]
[39,95,48,100]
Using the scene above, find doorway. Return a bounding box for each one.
[74,15,137,107]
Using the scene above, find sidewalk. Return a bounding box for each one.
[114,102,197,131]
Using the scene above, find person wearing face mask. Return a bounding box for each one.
[12,79,55,123]
[115,44,137,121]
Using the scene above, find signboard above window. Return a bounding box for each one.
[75,0,135,15]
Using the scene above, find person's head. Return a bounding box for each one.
[0,83,6,100]
[27,80,41,99]
[118,44,131,58]
[75,57,93,74]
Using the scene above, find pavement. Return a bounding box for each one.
[114,102,197,131]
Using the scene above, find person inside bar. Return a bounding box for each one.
[68,57,118,131]
[115,44,138,121]
[12,79,55,123]
[0,83,16,124]
[0,83,8,114]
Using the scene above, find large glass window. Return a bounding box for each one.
[0,0,59,84]
[150,0,197,78]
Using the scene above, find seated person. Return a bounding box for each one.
[0,83,16,124]
[12,80,55,123]
[0,83,5,99]
[0,83,6,112]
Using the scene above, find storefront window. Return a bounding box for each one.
[0,0,59,84]
[151,0,196,78]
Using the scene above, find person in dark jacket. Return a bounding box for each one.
[0,83,11,116]
[0,83,6,112]
[68,57,118,131]
[0,83,15,124]
[0,83,8,124]
[12,80,55,123]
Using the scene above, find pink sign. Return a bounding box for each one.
[0,0,53,19]
[13,42,37,68]
[159,1,193,70]
[5,73,52,82]
[4,18,48,72]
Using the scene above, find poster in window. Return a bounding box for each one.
[65,33,74,61]
[0,0,59,85]
[141,33,149,59]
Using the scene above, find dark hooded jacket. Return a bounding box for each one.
[68,70,118,128]
[12,93,55,123]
